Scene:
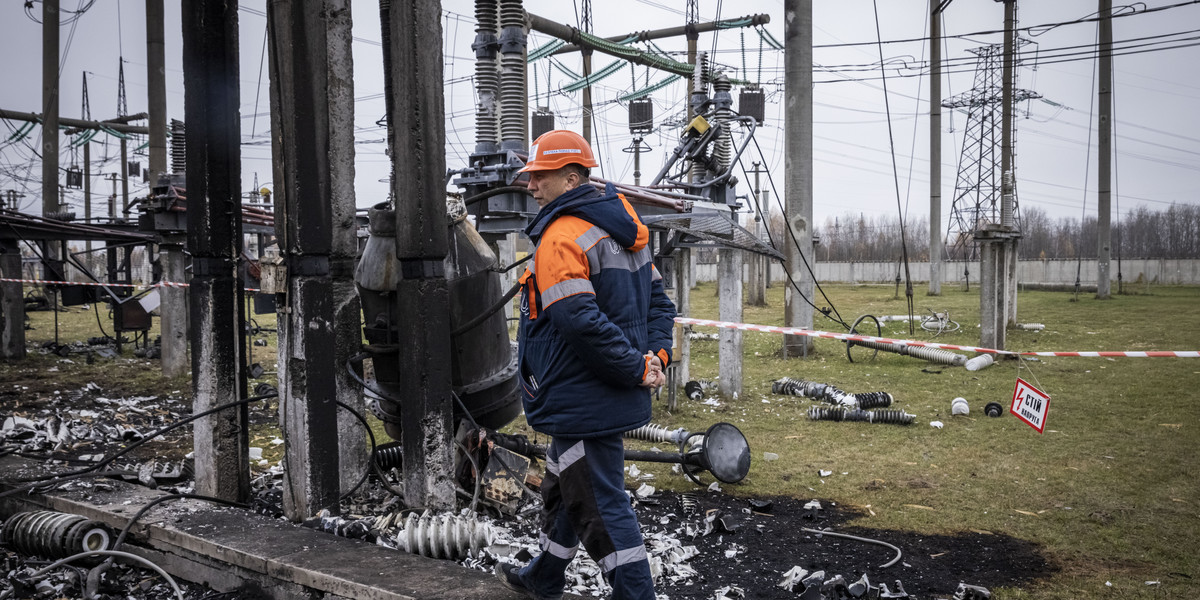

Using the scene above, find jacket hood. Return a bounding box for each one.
[525,182,647,251]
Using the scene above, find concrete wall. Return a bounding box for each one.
[693,257,1200,285]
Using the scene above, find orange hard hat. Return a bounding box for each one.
[518,129,599,173]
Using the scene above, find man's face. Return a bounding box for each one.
[527,167,578,208]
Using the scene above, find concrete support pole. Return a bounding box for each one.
[581,51,594,145]
[42,0,59,221]
[386,0,455,511]
[146,0,168,183]
[159,234,188,373]
[267,0,345,520]
[182,0,249,503]
[120,139,130,214]
[928,4,943,296]
[1096,0,1113,299]
[497,233,517,321]
[979,240,999,350]
[325,0,366,496]
[746,225,765,306]
[1,240,25,359]
[746,167,766,307]
[1007,238,1019,323]
[999,1,1015,209]
[717,249,743,397]
[978,235,1010,351]
[147,0,191,376]
[670,248,691,411]
[783,0,814,357]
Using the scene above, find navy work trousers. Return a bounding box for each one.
[518,433,655,600]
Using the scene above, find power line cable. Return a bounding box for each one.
[872,0,915,331]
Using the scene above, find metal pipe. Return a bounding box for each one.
[549,14,771,56]
[592,177,708,201]
[0,108,150,135]
[526,13,694,77]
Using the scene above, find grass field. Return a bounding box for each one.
[617,283,1200,600]
[4,283,1198,599]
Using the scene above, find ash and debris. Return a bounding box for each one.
[0,548,226,600]
[250,462,1045,600]
[2,382,1049,600]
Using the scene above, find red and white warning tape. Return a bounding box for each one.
[674,316,1200,358]
[5,277,1192,357]
[0,277,257,292]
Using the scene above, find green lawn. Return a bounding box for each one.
[616,283,1200,600]
[5,284,1198,599]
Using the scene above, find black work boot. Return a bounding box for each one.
[494,562,563,600]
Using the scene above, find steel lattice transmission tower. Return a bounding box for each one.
[943,41,1039,258]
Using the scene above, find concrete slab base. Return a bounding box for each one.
[0,457,543,599]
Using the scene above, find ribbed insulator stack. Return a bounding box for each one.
[772,378,892,409]
[169,119,186,174]
[1,511,112,559]
[692,53,709,95]
[395,512,494,560]
[625,423,689,445]
[902,344,968,366]
[807,407,914,425]
[771,377,824,398]
[688,52,710,182]
[852,391,893,409]
[373,442,404,471]
[852,339,968,366]
[473,0,500,151]
[710,74,734,171]
[497,0,527,147]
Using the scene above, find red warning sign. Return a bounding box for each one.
[1010,378,1051,433]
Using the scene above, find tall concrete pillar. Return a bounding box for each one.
[147,0,189,377]
[325,0,366,496]
[1,240,25,359]
[267,0,357,519]
[928,3,943,296]
[1007,238,1019,325]
[159,235,188,377]
[386,0,455,510]
[670,248,691,411]
[182,0,249,503]
[717,249,743,397]
[978,231,1014,351]
[783,0,814,357]
[1096,0,1113,299]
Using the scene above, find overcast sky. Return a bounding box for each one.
[1,0,1198,236]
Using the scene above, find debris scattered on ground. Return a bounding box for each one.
[1,379,1053,600]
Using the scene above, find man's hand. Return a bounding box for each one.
[640,353,665,389]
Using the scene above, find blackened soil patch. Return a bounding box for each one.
[633,491,1055,599]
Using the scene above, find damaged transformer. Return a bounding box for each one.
[355,202,522,440]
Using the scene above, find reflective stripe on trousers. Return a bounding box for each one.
[519,434,655,600]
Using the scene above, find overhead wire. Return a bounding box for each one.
[872,0,916,332]
[744,135,849,330]
[1074,23,1100,298]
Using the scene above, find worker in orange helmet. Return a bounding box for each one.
[495,129,676,600]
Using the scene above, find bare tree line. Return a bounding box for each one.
[811,204,1200,262]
